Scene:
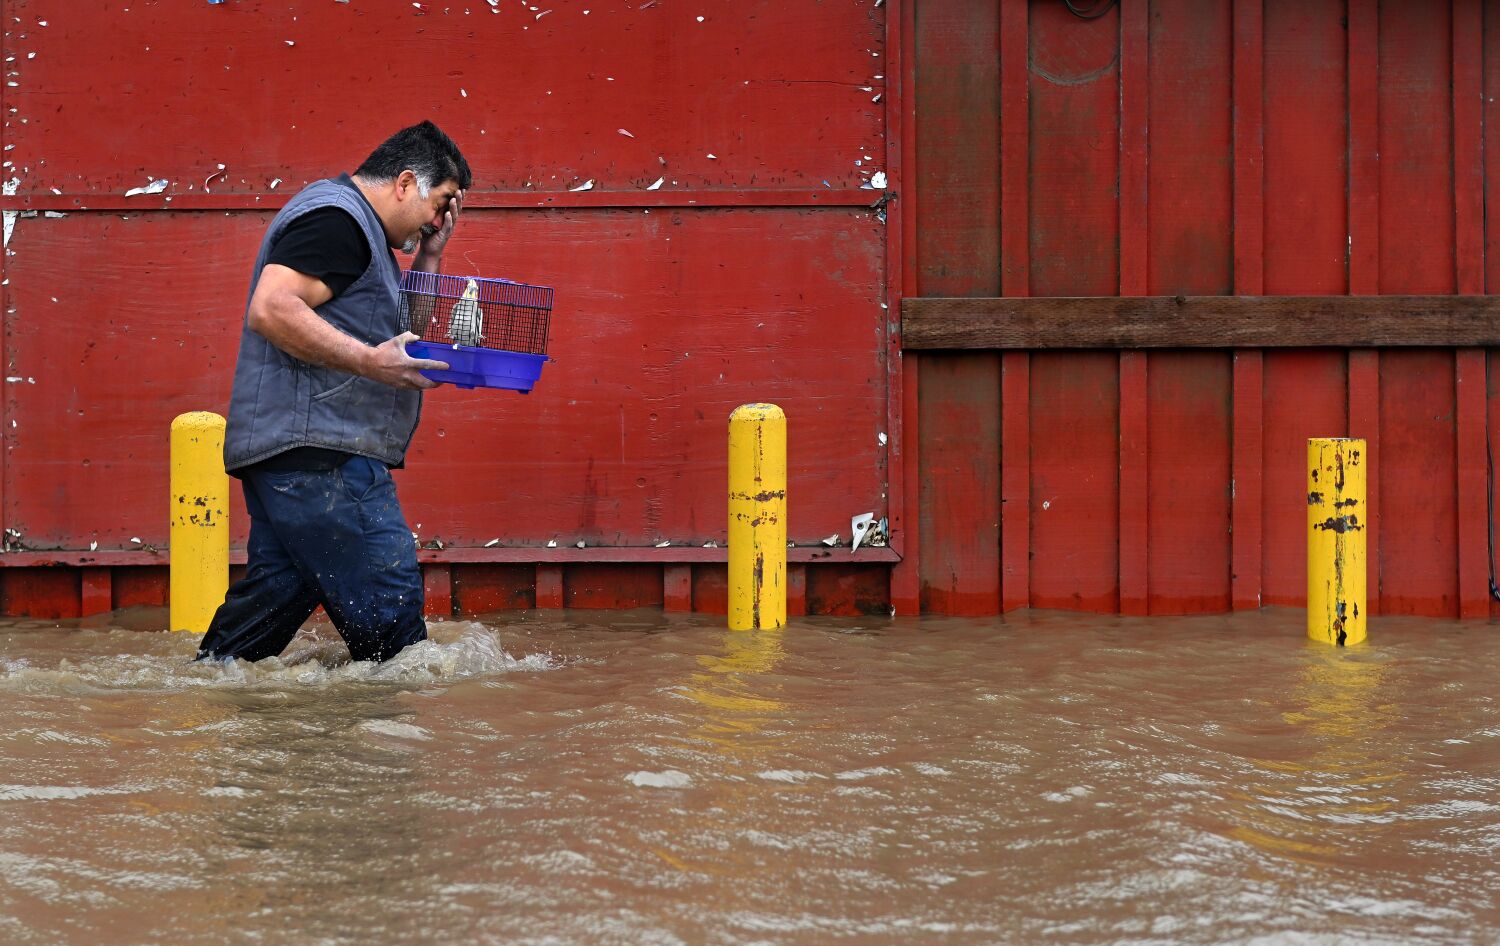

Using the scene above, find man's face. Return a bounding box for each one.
[398,177,461,253]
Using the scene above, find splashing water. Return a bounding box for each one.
[0,620,557,695]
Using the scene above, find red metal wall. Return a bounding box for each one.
[0,0,901,617]
[5,0,1490,622]
[904,0,1500,619]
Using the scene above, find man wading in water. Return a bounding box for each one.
[198,121,470,664]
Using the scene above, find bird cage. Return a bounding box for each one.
[397,271,555,391]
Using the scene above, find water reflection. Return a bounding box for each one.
[1227,643,1401,866]
[679,628,788,757]
[649,628,791,880]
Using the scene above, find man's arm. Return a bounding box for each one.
[246,263,447,390]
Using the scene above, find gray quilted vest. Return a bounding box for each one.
[222,176,421,473]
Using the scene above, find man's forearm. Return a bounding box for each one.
[411,248,443,274]
[250,292,372,377]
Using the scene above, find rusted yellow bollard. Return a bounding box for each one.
[170,412,229,634]
[1308,438,1367,646]
[728,404,786,630]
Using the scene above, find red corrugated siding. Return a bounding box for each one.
[912,0,1500,619]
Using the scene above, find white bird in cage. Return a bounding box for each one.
[446,278,485,348]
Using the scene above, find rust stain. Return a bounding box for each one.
[1312,515,1363,533]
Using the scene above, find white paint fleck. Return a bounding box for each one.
[124,179,169,197]
[535,9,551,19]
[269,178,281,189]
[706,153,717,159]
[1042,500,1051,510]
[484,538,500,547]
[460,88,467,97]
[696,14,704,21]
[878,432,888,446]
[617,128,634,138]
[568,179,594,192]
[646,177,663,190]
[869,170,887,189]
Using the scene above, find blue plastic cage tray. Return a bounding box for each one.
[398,271,554,392]
[406,341,549,392]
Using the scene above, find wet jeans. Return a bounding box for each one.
[197,456,427,663]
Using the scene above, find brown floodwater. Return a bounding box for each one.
[1,608,1499,945]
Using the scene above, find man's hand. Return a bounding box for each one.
[418,188,463,260]
[366,332,449,390]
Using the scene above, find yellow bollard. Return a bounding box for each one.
[1308,438,1367,646]
[170,412,229,634]
[728,404,787,630]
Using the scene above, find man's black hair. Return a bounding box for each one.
[355,120,473,192]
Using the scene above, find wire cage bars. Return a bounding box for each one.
[398,270,554,355]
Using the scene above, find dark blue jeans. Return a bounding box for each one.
[198,456,427,663]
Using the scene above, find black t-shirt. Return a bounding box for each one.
[265,206,371,298]
[247,178,378,474]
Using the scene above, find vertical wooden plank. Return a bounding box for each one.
[1487,0,1500,296]
[691,565,729,615]
[81,567,112,616]
[535,564,565,610]
[913,0,1002,615]
[1489,350,1500,618]
[1265,0,1348,295]
[788,563,808,617]
[1000,0,1030,299]
[890,0,920,617]
[1031,352,1120,611]
[1232,0,1266,296]
[565,565,664,609]
[918,356,1001,614]
[1347,0,1381,613]
[1000,352,1031,611]
[1457,350,1489,617]
[1118,0,1149,616]
[1232,0,1266,611]
[1231,352,1264,610]
[1348,0,1381,295]
[1118,353,1149,615]
[1486,0,1500,617]
[1455,0,1489,619]
[422,563,453,618]
[1000,0,1030,611]
[663,564,693,612]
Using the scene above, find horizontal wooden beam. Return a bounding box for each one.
[901,295,1500,349]
[0,545,900,568]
